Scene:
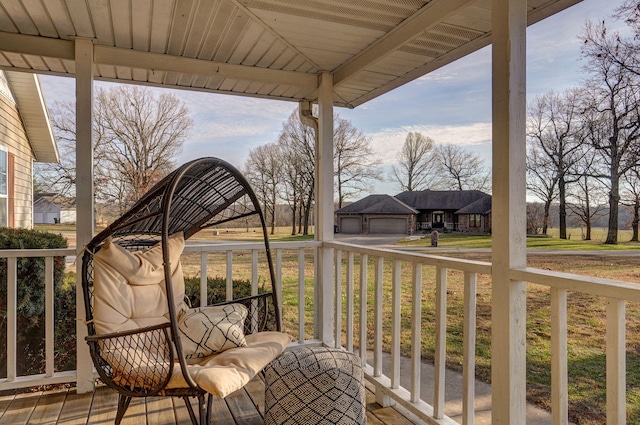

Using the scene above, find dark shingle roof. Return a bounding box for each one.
[455,194,492,214]
[395,190,489,210]
[335,195,418,215]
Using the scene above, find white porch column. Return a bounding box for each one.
[316,72,335,346]
[74,38,95,393]
[491,0,527,423]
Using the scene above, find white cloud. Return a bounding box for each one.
[368,123,492,165]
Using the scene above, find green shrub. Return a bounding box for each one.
[184,276,259,306]
[0,228,69,378]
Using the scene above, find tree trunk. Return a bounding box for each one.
[290,199,297,236]
[632,200,639,242]
[586,222,592,240]
[606,175,620,244]
[558,177,567,239]
[303,184,314,236]
[543,200,551,235]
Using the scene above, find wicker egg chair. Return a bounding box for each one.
[81,157,289,425]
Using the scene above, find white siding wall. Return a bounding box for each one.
[0,93,35,229]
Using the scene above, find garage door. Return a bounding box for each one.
[340,217,362,234]
[368,218,407,234]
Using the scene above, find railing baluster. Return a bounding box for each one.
[374,256,383,378]
[225,250,233,302]
[335,249,343,349]
[7,257,17,381]
[251,249,259,331]
[275,248,283,329]
[346,251,354,352]
[411,263,422,403]
[359,253,368,365]
[298,248,305,344]
[606,298,626,425]
[251,250,259,296]
[434,266,447,419]
[463,272,477,425]
[45,257,54,378]
[551,287,568,425]
[200,251,208,306]
[391,259,401,389]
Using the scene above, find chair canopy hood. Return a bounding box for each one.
[89,157,264,249]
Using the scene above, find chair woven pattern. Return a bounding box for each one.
[264,347,366,425]
[87,324,173,396]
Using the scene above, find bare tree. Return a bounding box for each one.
[435,144,490,191]
[390,132,440,192]
[567,175,608,241]
[278,111,316,235]
[334,116,382,208]
[581,19,640,243]
[96,86,191,207]
[36,86,192,215]
[526,89,586,239]
[245,142,283,235]
[621,164,640,241]
[526,144,559,235]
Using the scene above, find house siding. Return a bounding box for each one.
[0,93,35,229]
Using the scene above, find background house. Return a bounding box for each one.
[395,189,490,232]
[0,71,58,229]
[337,190,492,235]
[455,194,492,234]
[335,194,418,234]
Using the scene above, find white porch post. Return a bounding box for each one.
[74,38,95,393]
[316,72,335,346]
[491,0,527,423]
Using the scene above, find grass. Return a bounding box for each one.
[399,229,640,251]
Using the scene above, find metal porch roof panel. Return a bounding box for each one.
[0,0,581,107]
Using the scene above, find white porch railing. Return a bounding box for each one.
[1,242,639,424]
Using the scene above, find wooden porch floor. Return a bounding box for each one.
[0,376,416,425]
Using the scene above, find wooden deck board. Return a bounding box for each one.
[57,389,93,425]
[0,376,416,425]
[27,388,66,425]
[0,391,40,425]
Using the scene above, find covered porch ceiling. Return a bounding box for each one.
[0,0,580,108]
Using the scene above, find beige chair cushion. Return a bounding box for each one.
[168,331,291,398]
[178,303,248,359]
[93,232,187,335]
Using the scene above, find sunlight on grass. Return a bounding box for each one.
[398,229,640,251]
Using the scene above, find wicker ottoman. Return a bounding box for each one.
[264,347,366,425]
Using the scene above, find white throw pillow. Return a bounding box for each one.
[178,303,248,359]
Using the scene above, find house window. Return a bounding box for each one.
[0,148,7,227]
[469,213,481,228]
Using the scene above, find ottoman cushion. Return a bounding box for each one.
[264,347,366,425]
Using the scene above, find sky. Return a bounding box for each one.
[38,0,628,198]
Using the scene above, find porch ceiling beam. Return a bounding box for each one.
[93,46,317,88]
[332,0,475,86]
[0,31,317,89]
[0,32,74,60]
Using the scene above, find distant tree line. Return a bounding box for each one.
[527,2,640,244]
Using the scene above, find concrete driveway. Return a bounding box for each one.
[334,233,409,246]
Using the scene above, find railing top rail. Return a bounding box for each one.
[325,241,492,274]
[184,240,321,252]
[0,248,76,257]
[511,267,640,302]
